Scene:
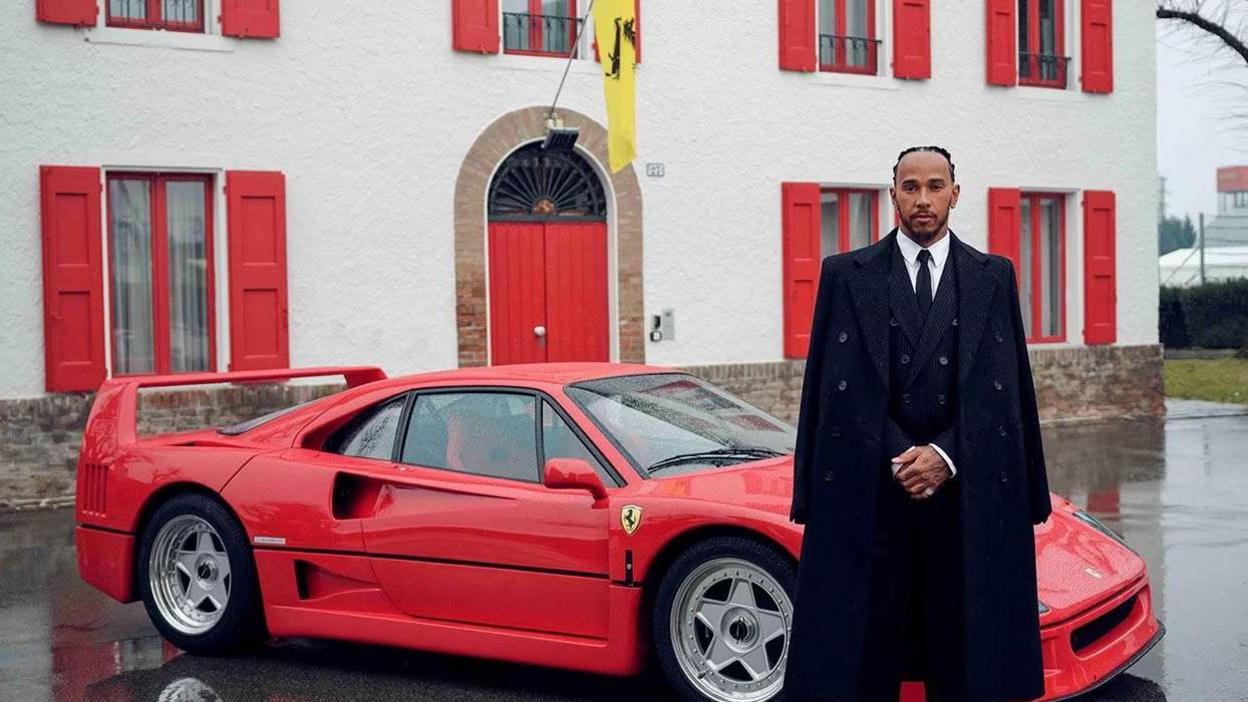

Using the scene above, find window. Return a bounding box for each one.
[329,396,407,460]
[540,401,615,485]
[503,0,580,57]
[819,188,878,255]
[1017,0,1066,88]
[817,0,878,74]
[400,393,539,483]
[1018,193,1066,341]
[107,0,205,32]
[106,173,215,375]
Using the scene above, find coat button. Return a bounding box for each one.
[937,394,946,405]
[951,317,959,327]
[997,425,1007,437]
[838,331,848,343]
[838,380,848,391]
[823,469,835,482]
[900,354,911,364]
[889,317,899,327]
[998,470,1009,483]
[994,379,1003,390]
[995,332,1005,343]
[938,355,948,366]
[902,393,911,404]
[830,425,841,437]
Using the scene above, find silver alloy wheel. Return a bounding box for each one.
[149,515,232,635]
[669,557,793,702]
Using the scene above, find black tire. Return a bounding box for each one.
[651,536,797,702]
[137,492,266,655]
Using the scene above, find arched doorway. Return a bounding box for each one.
[486,142,610,365]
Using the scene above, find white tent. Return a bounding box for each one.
[1159,246,1248,287]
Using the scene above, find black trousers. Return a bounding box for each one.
[856,461,966,702]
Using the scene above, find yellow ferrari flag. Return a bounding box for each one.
[591,0,637,173]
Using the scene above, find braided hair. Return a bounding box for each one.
[892,145,956,183]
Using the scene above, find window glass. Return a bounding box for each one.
[1040,197,1062,337]
[109,178,155,375]
[164,0,200,26]
[848,192,873,250]
[541,401,613,484]
[110,0,147,20]
[820,191,841,257]
[1019,197,1034,335]
[401,393,539,483]
[332,397,406,460]
[166,181,210,372]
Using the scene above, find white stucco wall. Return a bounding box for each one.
[0,1,1157,399]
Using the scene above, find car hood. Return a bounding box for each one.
[648,459,1146,621]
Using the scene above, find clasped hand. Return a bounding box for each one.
[891,445,951,499]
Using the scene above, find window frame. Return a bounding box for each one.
[106,0,206,33]
[816,0,878,75]
[391,386,625,488]
[1019,191,1067,343]
[502,0,581,58]
[1017,0,1066,89]
[819,186,880,255]
[104,171,217,378]
[324,391,412,461]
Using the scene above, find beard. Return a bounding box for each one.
[900,209,949,246]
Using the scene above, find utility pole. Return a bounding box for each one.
[1199,212,1206,285]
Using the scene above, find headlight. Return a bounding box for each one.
[1038,600,1050,615]
[1072,509,1134,552]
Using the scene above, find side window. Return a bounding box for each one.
[327,395,406,460]
[541,401,614,485]
[400,393,539,483]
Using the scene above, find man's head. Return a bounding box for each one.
[890,145,960,246]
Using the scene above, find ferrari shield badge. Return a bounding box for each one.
[621,504,643,535]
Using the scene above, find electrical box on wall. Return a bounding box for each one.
[649,308,675,342]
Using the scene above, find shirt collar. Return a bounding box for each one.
[895,227,951,268]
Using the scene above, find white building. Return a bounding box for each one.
[0,0,1160,505]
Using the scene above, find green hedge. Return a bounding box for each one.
[1161,280,1248,349]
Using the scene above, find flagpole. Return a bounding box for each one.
[547,0,597,123]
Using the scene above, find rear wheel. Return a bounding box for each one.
[137,493,265,654]
[652,537,796,702]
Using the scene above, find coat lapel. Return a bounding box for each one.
[886,245,922,349]
[953,231,997,385]
[904,252,959,388]
[847,230,895,390]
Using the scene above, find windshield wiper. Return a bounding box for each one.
[647,447,784,474]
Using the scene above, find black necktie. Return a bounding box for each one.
[916,249,933,321]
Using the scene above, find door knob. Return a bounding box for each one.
[533,325,546,337]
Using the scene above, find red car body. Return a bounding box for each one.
[75,363,1162,701]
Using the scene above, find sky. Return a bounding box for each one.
[1157,4,1248,221]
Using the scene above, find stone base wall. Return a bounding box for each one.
[0,344,1163,509]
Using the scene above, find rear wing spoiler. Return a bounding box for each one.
[80,366,386,462]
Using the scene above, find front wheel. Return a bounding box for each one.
[652,537,796,702]
[137,493,265,654]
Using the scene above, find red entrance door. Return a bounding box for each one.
[487,220,610,365]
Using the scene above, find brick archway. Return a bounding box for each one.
[454,107,644,366]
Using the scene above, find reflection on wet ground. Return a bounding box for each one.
[3,412,1248,701]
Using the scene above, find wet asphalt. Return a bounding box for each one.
[3,406,1248,702]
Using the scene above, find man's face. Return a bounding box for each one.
[889,151,960,245]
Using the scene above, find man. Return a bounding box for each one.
[782,146,1052,702]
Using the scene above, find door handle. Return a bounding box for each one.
[533,325,546,337]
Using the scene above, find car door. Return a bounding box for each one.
[340,389,614,639]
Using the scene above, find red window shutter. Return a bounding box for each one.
[1080,0,1113,93]
[782,182,822,359]
[988,187,1022,285]
[985,0,1016,86]
[1083,190,1117,344]
[453,0,500,53]
[221,0,280,39]
[226,171,289,371]
[36,0,97,26]
[40,166,106,392]
[893,0,931,79]
[778,0,815,72]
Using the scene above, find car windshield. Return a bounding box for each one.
[565,373,795,477]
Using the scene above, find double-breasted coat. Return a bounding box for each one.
[784,229,1052,702]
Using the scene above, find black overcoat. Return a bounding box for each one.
[785,229,1052,702]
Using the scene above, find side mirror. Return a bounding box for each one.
[543,458,608,503]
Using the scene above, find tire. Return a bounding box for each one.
[137,492,266,655]
[651,536,797,702]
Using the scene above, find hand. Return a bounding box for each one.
[892,445,951,500]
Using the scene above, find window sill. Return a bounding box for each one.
[809,70,901,91]
[492,52,609,75]
[1010,84,1088,102]
[83,26,235,52]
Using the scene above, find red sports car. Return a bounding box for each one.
[75,363,1163,702]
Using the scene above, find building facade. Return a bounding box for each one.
[1,0,1160,506]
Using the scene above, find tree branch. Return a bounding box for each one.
[1158,6,1248,66]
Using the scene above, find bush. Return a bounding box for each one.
[1159,286,1190,348]
[1180,279,1248,349]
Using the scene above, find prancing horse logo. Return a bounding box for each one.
[621,504,643,535]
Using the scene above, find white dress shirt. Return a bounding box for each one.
[892,228,957,479]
